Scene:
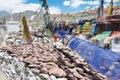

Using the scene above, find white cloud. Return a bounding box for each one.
[105,0,119,7]
[49,6,62,14]
[65,0,100,8]
[104,4,109,8]
[88,1,99,5]
[86,6,90,10]
[104,0,118,3]
[0,0,62,14]
[0,0,41,13]
[71,0,86,8]
[91,5,99,10]
[63,1,71,6]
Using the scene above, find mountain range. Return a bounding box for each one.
[0,6,120,24]
[0,10,44,23]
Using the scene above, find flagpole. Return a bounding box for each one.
[40,0,54,37]
[40,0,50,26]
[96,0,104,19]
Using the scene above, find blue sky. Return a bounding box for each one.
[26,0,120,13]
[0,0,119,14]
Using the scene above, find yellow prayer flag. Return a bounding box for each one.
[108,0,113,16]
[22,15,32,43]
[82,22,92,34]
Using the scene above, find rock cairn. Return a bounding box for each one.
[0,32,108,80]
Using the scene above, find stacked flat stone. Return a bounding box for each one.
[0,32,108,80]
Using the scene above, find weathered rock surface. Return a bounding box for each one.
[0,32,108,80]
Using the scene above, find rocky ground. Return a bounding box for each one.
[0,71,9,80]
[0,32,108,80]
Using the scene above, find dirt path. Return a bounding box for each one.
[0,71,9,80]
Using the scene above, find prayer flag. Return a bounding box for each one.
[108,0,113,16]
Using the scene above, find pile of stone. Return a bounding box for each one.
[0,32,108,80]
[0,45,107,80]
[0,51,38,80]
[0,51,67,80]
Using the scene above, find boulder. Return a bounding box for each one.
[49,68,67,77]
